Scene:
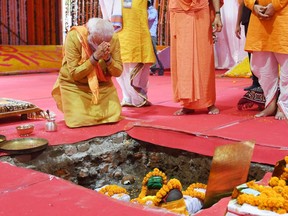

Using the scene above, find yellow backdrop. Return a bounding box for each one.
[0,45,62,74]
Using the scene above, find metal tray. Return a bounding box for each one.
[0,137,48,154]
[0,135,6,143]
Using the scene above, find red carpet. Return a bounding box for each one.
[0,71,286,215]
[0,162,177,216]
[0,159,272,216]
[1,72,287,165]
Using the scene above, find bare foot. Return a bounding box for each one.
[121,101,134,107]
[174,108,194,116]
[275,108,286,120]
[255,99,277,118]
[208,105,220,115]
[142,100,152,107]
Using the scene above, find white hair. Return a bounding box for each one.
[87,18,114,45]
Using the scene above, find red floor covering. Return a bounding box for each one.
[0,71,287,215]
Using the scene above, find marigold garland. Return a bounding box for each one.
[182,183,207,201]
[269,177,286,187]
[235,156,288,214]
[130,195,156,206]
[236,177,288,214]
[137,168,168,199]
[153,178,182,206]
[98,185,128,197]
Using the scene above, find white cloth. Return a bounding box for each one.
[148,5,158,38]
[226,199,288,216]
[214,0,247,69]
[251,52,288,111]
[111,193,131,202]
[183,195,203,215]
[99,0,123,32]
[116,63,151,106]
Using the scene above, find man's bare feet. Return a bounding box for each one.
[208,105,220,115]
[142,100,152,107]
[275,108,286,120]
[255,98,277,118]
[121,101,134,107]
[173,108,194,116]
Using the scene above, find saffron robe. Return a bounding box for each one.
[52,28,123,128]
[169,0,216,109]
[244,0,288,54]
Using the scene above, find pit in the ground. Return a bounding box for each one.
[0,132,274,198]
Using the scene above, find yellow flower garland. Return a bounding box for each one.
[97,168,207,216]
[235,156,288,214]
[236,177,288,214]
[153,178,182,206]
[98,185,128,197]
[182,183,207,201]
[137,168,168,199]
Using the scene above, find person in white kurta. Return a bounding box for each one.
[117,0,155,107]
[100,0,155,107]
[244,0,288,120]
[214,0,247,69]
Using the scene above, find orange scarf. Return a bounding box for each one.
[69,26,107,104]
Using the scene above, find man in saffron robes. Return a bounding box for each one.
[169,0,223,116]
[244,0,288,120]
[52,18,123,128]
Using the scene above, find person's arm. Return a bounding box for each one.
[65,31,95,81]
[264,3,276,17]
[212,0,223,32]
[269,0,288,11]
[244,0,269,19]
[235,1,244,39]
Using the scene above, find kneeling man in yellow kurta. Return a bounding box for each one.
[52,18,123,128]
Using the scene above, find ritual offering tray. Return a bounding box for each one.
[0,98,42,120]
[0,137,48,154]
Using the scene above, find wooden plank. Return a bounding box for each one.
[85,0,89,21]
[5,0,10,44]
[0,0,8,44]
[81,0,85,24]
[19,0,27,44]
[8,0,14,44]
[56,0,63,44]
[89,0,92,18]
[26,0,35,44]
[50,0,56,45]
[77,0,80,25]
[44,0,51,44]
[35,0,44,44]
[11,0,17,44]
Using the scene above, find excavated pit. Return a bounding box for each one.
[0,132,274,198]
